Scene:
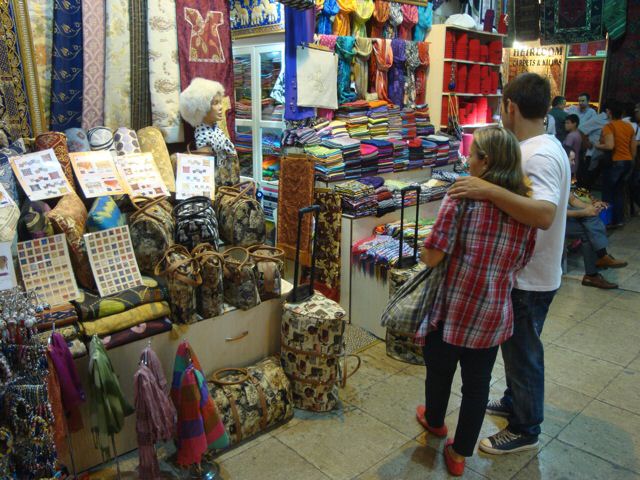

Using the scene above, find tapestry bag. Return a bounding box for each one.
[192,243,225,318]
[213,183,266,247]
[222,247,260,310]
[248,245,284,301]
[129,196,174,274]
[173,195,219,251]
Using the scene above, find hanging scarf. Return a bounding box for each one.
[49,332,86,417]
[317,33,338,50]
[317,0,339,34]
[352,0,374,37]
[353,37,372,100]
[373,39,393,102]
[415,41,430,105]
[284,7,315,121]
[414,3,433,41]
[135,347,175,479]
[385,2,403,38]
[336,36,357,105]
[50,0,84,130]
[404,41,420,108]
[333,0,355,35]
[398,4,418,40]
[388,39,406,107]
[370,0,389,38]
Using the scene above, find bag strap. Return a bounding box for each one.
[130,196,171,225]
[154,245,202,286]
[288,205,321,303]
[340,354,361,388]
[209,367,249,385]
[248,245,285,264]
[396,185,421,269]
[223,246,251,271]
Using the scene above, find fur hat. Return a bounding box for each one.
[178,77,225,127]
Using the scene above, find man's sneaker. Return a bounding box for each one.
[479,428,539,455]
[485,399,511,417]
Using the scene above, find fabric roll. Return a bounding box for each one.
[352,0,374,37]
[386,2,403,38]
[50,0,83,130]
[415,41,429,105]
[353,38,372,100]
[373,39,393,103]
[28,0,55,127]
[65,128,91,152]
[284,7,315,121]
[82,0,105,130]
[113,127,142,155]
[398,4,417,40]
[414,4,432,41]
[388,39,406,107]
[404,41,420,108]
[370,0,389,38]
[313,188,342,301]
[333,0,354,36]
[317,0,339,34]
[336,36,357,105]
[468,64,481,94]
[137,126,176,191]
[101,317,172,350]
[87,126,115,151]
[147,0,183,143]
[104,0,131,129]
[35,131,75,187]
[79,301,171,337]
[130,0,152,130]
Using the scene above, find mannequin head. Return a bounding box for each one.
[179,77,226,127]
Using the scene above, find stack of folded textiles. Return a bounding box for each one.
[262,133,282,181]
[389,138,409,171]
[407,138,425,170]
[337,101,370,139]
[35,303,85,358]
[351,234,413,276]
[426,135,450,166]
[306,144,345,182]
[314,119,332,139]
[362,139,393,174]
[415,105,434,136]
[420,170,459,201]
[385,179,411,208]
[235,131,253,173]
[388,105,403,139]
[401,108,417,140]
[335,180,378,217]
[368,101,390,137]
[421,139,438,167]
[282,126,322,146]
[360,142,379,177]
[379,218,436,247]
[74,277,171,343]
[328,120,349,138]
[324,136,362,180]
[448,137,461,164]
[374,182,395,216]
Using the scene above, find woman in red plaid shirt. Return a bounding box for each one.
[414,127,537,476]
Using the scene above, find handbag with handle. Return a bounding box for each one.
[248,244,285,301]
[222,247,261,310]
[192,243,225,318]
[214,183,266,247]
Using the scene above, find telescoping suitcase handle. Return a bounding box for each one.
[288,204,321,304]
[396,185,422,269]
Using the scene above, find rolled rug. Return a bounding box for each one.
[79,301,171,337]
[101,317,172,349]
[87,126,115,151]
[113,127,142,156]
[35,131,75,187]
[65,128,91,152]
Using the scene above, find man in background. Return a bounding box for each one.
[563,114,582,176]
[568,92,598,125]
[549,96,568,142]
[577,103,610,188]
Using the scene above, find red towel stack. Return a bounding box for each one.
[443,62,456,92]
[480,45,489,63]
[480,66,491,94]
[455,33,468,60]
[486,106,493,123]
[445,31,456,58]
[459,105,467,124]
[457,64,468,93]
[489,40,503,64]
[468,64,481,93]
[476,97,488,123]
[441,100,449,126]
[468,39,481,62]
[466,102,477,124]
[491,70,499,93]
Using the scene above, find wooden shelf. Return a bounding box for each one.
[442,24,507,38]
[441,122,500,129]
[444,58,502,67]
[442,93,502,97]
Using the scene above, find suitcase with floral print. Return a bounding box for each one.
[386,186,426,365]
[280,205,360,412]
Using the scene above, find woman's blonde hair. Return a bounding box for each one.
[473,127,531,197]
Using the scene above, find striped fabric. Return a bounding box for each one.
[129,0,152,130]
[82,0,105,129]
[603,0,627,40]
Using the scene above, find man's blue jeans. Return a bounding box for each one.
[500,288,557,438]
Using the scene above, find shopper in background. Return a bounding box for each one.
[567,92,598,125]
[448,73,571,455]
[549,96,568,142]
[415,127,536,476]
[544,112,556,136]
[577,103,610,188]
[563,114,582,176]
[595,100,637,228]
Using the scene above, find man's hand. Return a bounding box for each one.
[448,176,496,200]
[582,205,599,217]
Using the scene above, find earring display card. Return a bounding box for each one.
[175,153,216,200]
[0,242,17,291]
[17,234,80,306]
[69,151,127,198]
[115,152,170,198]
[84,225,144,297]
[10,149,74,201]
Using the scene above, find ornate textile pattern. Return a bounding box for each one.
[50,0,83,130]
[104,0,131,129]
[603,0,639,102]
[27,0,54,128]
[353,37,372,100]
[177,0,235,140]
[313,188,341,301]
[130,0,152,130]
[372,39,393,103]
[147,0,183,143]
[64,127,90,152]
[541,0,604,45]
[81,0,105,130]
[88,126,115,151]
[137,126,176,191]
[404,41,420,108]
[113,127,142,155]
[35,131,76,187]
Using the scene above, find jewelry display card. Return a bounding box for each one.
[17,234,80,306]
[10,149,74,201]
[84,225,144,297]
[114,153,169,198]
[0,242,17,291]
[175,153,216,200]
[69,151,127,198]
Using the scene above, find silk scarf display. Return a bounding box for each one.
[333,0,354,36]
[296,46,338,110]
[386,2,403,38]
[399,4,418,40]
[414,3,432,41]
[372,39,393,103]
[404,41,420,108]
[284,7,315,121]
[335,36,357,105]
[130,0,152,130]
[176,0,235,140]
[27,0,54,127]
[353,37,372,100]
[104,0,131,129]
[147,0,183,143]
[370,0,389,38]
[352,0,374,37]
[541,0,604,45]
[415,41,429,105]
[317,0,338,34]
[388,39,406,107]
[82,0,105,130]
[50,0,83,130]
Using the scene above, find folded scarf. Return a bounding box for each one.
[80,301,171,337]
[353,38,372,100]
[101,317,173,350]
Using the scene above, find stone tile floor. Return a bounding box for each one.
[93,220,640,479]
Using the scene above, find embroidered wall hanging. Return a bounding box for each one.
[541,0,605,45]
[230,0,284,38]
[296,47,338,110]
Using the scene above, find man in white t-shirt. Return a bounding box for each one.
[449,73,571,454]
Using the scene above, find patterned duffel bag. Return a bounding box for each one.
[386,262,427,365]
[248,245,284,301]
[213,183,266,247]
[207,356,294,446]
[129,196,175,274]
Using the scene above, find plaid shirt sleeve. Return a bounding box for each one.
[517,227,538,271]
[424,195,459,254]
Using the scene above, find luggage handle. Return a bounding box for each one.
[209,367,250,385]
[396,185,421,269]
[225,331,249,342]
[340,354,362,388]
[288,205,321,304]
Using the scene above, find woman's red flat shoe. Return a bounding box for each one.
[443,438,465,477]
[415,405,448,437]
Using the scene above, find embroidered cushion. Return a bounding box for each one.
[86,196,125,232]
[17,200,54,241]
